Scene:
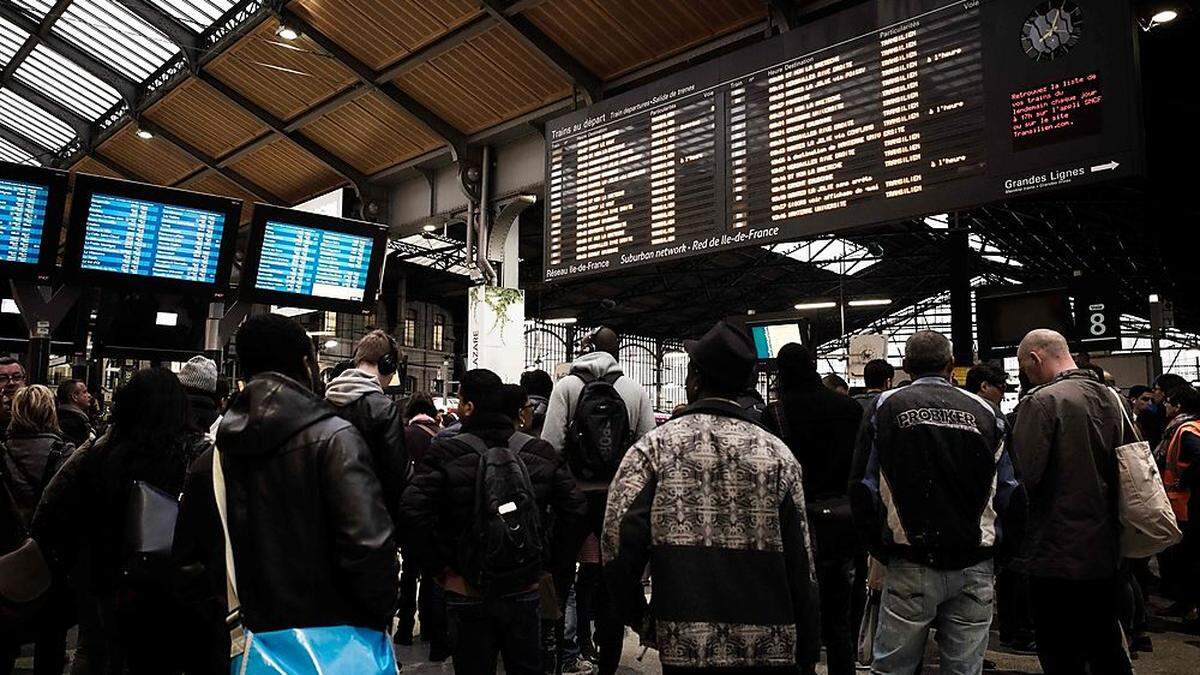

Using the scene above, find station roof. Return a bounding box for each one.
[0,0,1195,341]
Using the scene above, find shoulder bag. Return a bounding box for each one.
[1107,387,1183,558]
[0,449,52,633]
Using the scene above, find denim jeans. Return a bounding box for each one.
[562,580,581,662]
[872,559,994,675]
[446,589,542,675]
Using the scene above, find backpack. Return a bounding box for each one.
[454,432,545,595]
[565,371,632,483]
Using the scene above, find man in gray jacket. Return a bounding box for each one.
[543,326,655,675]
[1013,329,1134,675]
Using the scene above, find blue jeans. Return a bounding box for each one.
[446,589,542,674]
[872,559,994,675]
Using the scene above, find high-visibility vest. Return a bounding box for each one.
[1163,419,1200,522]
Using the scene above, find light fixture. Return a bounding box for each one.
[422,224,438,233]
[848,298,893,308]
[794,301,838,311]
[275,22,300,41]
[544,317,577,325]
[323,339,338,350]
[0,299,18,314]
[1149,294,1161,304]
[136,128,153,140]
[155,311,178,326]
[306,330,334,337]
[1143,8,1180,30]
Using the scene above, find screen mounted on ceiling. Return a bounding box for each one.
[63,174,242,294]
[0,162,68,282]
[241,204,388,314]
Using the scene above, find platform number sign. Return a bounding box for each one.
[1073,293,1121,352]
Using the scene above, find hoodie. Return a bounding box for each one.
[541,351,657,459]
[211,372,399,632]
[324,368,409,524]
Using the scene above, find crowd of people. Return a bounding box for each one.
[0,315,1196,674]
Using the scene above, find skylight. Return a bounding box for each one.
[149,0,238,32]
[762,237,879,275]
[968,233,1025,268]
[16,44,122,119]
[0,87,76,151]
[0,135,38,164]
[55,0,179,81]
[0,15,27,68]
[12,1,55,23]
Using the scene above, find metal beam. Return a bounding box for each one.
[137,118,285,203]
[0,1,140,104]
[195,70,369,189]
[275,6,469,154]
[282,83,372,132]
[373,14,494,82]
[479,0,602,102]
[88,152,150,182]
[0,122,50,160]
[114,0,201,66]
[4,79,91,140]
[766,0,796,31]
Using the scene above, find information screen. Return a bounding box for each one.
[79,193,227,283]
[545,0,1141,280]
[0,179,50,265]
[256,221,374,302]
[750,322,804,360]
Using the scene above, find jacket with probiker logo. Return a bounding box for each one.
[849,376,1018,570]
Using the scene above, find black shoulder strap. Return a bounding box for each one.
[601,372,622,386]
[507,431,535,453]
[573,370,597,385]
[453,432,490,457]
[769,402,789,443]
[2,444,41,493]
[0,447,30,534]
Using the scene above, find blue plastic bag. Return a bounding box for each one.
[230,625,396,675]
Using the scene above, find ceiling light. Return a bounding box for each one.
[544,317,577,325]
[794,301,838,311]
[136,128,153,140]
[323,339,338,350]
[1,299,18,314]
[848,299,893,308]
[1149,294,1161,304]
[275,23,300,41]
[155,311,178,326]
[422,224,438,233]
[1153,9,1178,24]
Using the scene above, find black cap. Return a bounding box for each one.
[684,320,757,395]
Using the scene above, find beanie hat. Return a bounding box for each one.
[178,356,218,394]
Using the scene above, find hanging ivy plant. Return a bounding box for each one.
[479,287,524,338]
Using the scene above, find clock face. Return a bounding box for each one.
[1022,1,1084,61]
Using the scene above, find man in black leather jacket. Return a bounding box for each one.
[324,329,410,524]
[174,314,399,649]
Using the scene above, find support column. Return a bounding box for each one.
[949,213,974,366]
[9,281,81,384]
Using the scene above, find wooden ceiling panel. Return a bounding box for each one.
[526,0,766,79]
[98,125,203,186]
[299,91,442,175]
[144,78,270,160]
[206,18,358,122]
[394,25,572,134]
[227,136,344,204]
[179,171,257,223]
[289,0,482,71]
[69,156,123,180]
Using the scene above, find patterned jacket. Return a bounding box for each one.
[602,398,821,671]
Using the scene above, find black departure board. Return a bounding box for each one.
[544,0,1142,281]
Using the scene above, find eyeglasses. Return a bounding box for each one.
[0,373,25,385]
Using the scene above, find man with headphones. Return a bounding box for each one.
[325,329,410,528]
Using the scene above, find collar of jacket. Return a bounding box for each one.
[911,375,952,386]
[677,397,759,425]
[461,411,517,434]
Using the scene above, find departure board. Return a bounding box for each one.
[79,193,227,283]
[255,221,374,301]
[545,0,1142,280]
[0,179,49,265]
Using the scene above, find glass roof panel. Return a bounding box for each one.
[762,237,879,276]
[0,87,76,152]
[0,15,28,68]
[0,135,39,165]
[11,1,55,22]
[54,0,179,81]
[15,44,122,119]
[148,0,237,32]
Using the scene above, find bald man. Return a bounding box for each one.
[1012,329,1135,674]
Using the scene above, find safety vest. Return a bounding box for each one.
[1163,419,1200,522]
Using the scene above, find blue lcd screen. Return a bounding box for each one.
[0,178,50,265]
[255,221,373,302]
[79,193,227,283]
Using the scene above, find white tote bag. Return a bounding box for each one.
[1108,388,1183,558]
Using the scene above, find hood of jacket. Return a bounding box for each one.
[324,368,384,407]
[571,351,623,379]
[217,372,336,457]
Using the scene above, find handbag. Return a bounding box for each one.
[0,455,52,632]
[1106,388,1183,558]
[124,480,180,558]
[212,448,397,675]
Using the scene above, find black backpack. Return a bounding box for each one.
[566,371,632,483]
[454,432,545,595]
